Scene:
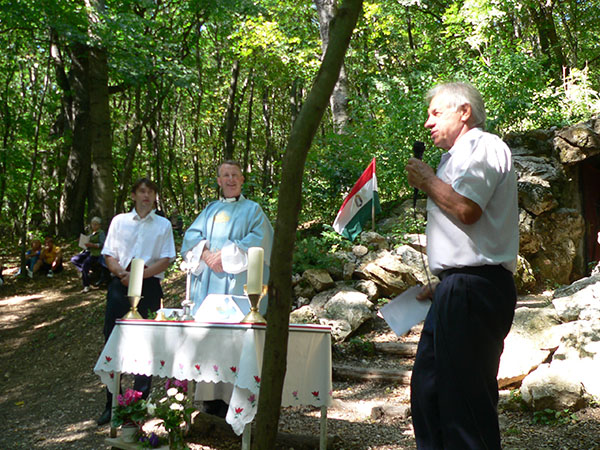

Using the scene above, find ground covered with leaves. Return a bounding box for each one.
[1,258,600,449]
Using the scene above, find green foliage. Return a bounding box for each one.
[346,336,375,356]
[292,226,349,274]
[532,408,578,426]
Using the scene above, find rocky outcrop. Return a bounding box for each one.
[499,274,600,411]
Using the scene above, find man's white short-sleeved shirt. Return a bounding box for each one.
[426,128,518,275]
[102,209,176,279]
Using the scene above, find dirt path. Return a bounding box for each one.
[1,265,600,449]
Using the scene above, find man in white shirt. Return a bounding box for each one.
[406,82,518,449]
[97,178,176,426]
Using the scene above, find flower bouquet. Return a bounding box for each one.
[147,379,195,450]
[111,389,149,442]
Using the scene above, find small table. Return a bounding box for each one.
[94,320,332,448]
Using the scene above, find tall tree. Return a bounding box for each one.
[252,1,364,448]
[315,0,350,133]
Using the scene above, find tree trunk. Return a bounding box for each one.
[243,74,255,179]
[252,1,364,448]
[315,0,350,134]
[88,44,114,224]
[528,0,567,79]
[223,59,240,160]
[59,42,92,237]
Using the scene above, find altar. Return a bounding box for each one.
[94,319,332,448]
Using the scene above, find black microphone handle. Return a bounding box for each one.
[412,141,425,208]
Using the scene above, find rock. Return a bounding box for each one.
[552,280,600,322]
[360,231,389,250]
[498,306,562,388]
[518,210,542,255]
[318,318,353,342]
[355,279,379,302]
[520,363,587,412]
[393,244,436,286]
[323,290,375,332]
[514,255,536,293]
[293,279,316,300]
[529,209,585,285]
[352,245,369,257]
[555,118,600,164]
[289,305,319,324]
[343,262,355,280]
[356,250,418,296]
[303,268,335,292]
[371,404,411,420]
[402,233,427,253]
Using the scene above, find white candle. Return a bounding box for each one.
[185,270,191,302]
[128,258,145,297]
[247,247,264,294]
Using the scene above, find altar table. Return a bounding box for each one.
[94,319,332,446]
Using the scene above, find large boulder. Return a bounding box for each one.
[520,363,587,412]
[554,118,600,164]
[356,250,419,297]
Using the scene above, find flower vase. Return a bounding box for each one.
[120,424,138,443]
[168,429,185,449]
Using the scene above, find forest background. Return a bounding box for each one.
[1,0,600,263]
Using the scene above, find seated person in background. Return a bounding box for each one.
[33,236,63,278]
[71,217,106,293]
[25,238,42,278]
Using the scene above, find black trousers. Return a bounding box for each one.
[103,276,163,408]
[410,265,516,450]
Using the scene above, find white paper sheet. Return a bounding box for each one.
[194,294,251,323]
[78,233,90,250]
[380,285,432,337]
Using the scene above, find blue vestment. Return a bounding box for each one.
[181,196,274,314]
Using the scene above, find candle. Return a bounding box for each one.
[128,258,145,297]
[247,247,264,294]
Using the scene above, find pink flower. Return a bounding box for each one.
[118,389,143,406]
[248,394,256,403]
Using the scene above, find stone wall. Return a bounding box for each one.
[507,116,600,286]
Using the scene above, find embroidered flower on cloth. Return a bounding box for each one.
[104,355,112,363]
[195,363,201,372]
[292,390,299,401]
[234,407,244,418]
[312,391,320,401]
[248,394,256,407]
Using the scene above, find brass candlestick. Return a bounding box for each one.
[242,284,268,324]
[155,299,167,321]
[123,295,143,319]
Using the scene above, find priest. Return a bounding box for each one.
[181,160,274,315]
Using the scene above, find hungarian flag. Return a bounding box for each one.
[333,158,381,241]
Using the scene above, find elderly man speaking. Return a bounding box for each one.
[406,82,518,450]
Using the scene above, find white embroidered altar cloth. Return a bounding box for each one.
[94,320,332,435]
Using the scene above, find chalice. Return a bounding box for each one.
[242,284,268,324]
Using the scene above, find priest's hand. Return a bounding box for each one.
[203,249,224,273]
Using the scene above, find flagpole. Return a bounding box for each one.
[371,158,376,231]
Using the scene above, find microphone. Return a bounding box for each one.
[412,141,425,208]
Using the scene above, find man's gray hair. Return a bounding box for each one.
[426,82,486,129]
[90,216,102,225]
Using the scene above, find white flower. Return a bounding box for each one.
[175,393,185,402]
[170,403,184,411]
[147,402,156,415]
[167,387,178,397]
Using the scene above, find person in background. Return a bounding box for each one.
[70,217,106,293]
[96,178,176,426]
[406,81,518,450]
[25,238,42,278]
[33,236,63,278]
